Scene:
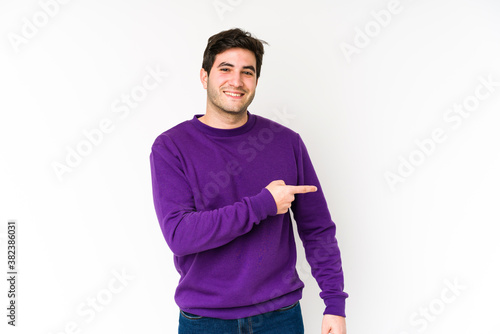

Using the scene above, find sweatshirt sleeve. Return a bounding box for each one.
[291,133,349,317]
[150,135,277,257]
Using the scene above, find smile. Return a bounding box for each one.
[224,91,244,97]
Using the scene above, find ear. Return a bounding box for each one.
[200,68,208,89]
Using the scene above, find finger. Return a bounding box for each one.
[321,325,331,334]
[289,185,317,194]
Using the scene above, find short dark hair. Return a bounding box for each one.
[202,28,268,79]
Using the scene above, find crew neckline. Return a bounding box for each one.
[190,111,256,137]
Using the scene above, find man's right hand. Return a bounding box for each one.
[265,180,317,215]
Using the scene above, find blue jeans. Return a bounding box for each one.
[178,301,305,334]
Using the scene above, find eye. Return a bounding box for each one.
[243,71,254,76]
[220,68,230,72]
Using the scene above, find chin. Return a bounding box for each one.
[222,108,247,114]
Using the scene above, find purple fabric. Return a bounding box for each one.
[150,111,348,319]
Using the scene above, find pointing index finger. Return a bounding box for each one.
[289,185,318,194]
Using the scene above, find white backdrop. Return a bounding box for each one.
[1,0,500,333]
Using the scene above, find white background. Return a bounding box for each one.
[1,0,500,333]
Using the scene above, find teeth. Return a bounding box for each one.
[225,92,243,97]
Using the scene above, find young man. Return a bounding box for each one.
[150,28,348,334]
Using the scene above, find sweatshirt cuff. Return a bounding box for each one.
[323,297,346,318]
[250,187,277,221]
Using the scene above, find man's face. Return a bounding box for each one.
[201,47,258,116]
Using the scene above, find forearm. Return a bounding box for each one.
[156,187,276,256]
[300,220,348,316]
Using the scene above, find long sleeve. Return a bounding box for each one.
[150,135,278,257]
[291,133,348,317]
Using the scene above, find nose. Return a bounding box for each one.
[228,71,243,88]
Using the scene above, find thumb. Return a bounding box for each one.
[321,320,333,334]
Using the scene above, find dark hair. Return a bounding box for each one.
[202,28,268,78]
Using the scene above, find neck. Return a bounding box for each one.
[199,108,248,129]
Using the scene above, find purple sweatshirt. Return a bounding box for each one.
[150,111,348,319]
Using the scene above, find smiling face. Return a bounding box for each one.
[200,47,258,117]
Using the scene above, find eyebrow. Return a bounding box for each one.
[217,62,256,73]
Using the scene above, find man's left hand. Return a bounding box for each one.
[321,314,346,334]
